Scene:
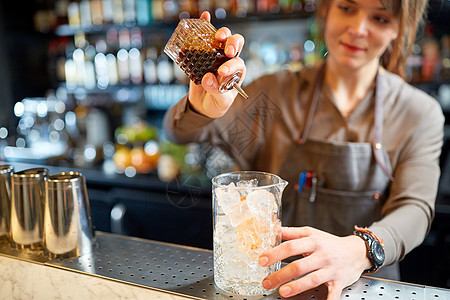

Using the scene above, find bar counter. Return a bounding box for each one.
[1,232,449,300]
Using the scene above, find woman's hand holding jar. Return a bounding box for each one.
[187,11,247,119]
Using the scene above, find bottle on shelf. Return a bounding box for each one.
[94,51,110,89]
[439,35,450,81]
[256,0,269,12]
[136,0,153,25]
[198,0,213,16]
[235,0,255,17]
[106,27,120,51]
[56,38,70,83]
[116,28,133,84]
[112,0,125,24]
[129,48,144,84]
[143,47,158,84]
[65,44,77,89]
[179,0,199,19]
[106,53,120,85]
[119,27,131,49]
[72,48,86,87]
[151,0,165,21]
[123,0,137,26]
[94,37,109,89]
[67,1,81,28]
[90,0,104,26]
[55,0,70,27]
[214,0,229,19]
[84,44,98,89]
[95,37,108,53]
[157,51,174,84]
[406,43,422,83]
[303,0,316,13]
[102,0,114,24]
[163,0,180,21]
[279,0,292,12]
[420,24,440,82]
[79,0,93,29]
[117,48,131,84]
[130,27,143,49]
[256,0,281,13]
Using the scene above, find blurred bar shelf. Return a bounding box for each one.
[2,161,210,195]
[54,11,314,37]
[63,83,189,111]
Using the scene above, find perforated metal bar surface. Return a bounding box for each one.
[2,232,449,299]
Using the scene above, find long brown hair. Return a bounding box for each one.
[315,0,429,79]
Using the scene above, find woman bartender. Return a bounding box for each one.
[163,0,444,299]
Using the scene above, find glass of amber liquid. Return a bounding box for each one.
[164,18,248,99]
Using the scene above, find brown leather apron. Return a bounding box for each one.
[278,64,400,280]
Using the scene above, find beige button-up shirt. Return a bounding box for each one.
[163,65,445,266]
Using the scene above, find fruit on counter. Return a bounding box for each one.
[131,146,160,173]
[114,122,158,145]
[112,139,192,178]
[112,121,160,174]
[113,143,161,174]
[112,147,132,172]
[130,148,151,173]
[144,140,161,167]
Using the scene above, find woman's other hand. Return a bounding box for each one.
[188,11,247,119]
[258,227,372,300]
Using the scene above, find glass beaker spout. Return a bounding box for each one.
[277,179,288,193]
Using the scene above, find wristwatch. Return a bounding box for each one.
[353,226,385,274]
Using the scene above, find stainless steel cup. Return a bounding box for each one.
[10,168,48,249]
[44,171,95,259]
[0,165,14,242]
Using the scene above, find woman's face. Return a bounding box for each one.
[324,0,399,71]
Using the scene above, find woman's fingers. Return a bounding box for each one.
[282,226,316,240]
[224,34,245,57]
[187,11,247,118]
[199,73,236,113]
[257,228,363,299]
[215,28,245,58]
[259,237,316,268]
[200,11,211,22]
[258,227,319,269]
[217,57,246,77]
[262,255,324,291]
[198,15,245,60]
[277,269,331,298]
[201,73,219,93]
[216,27,232,42]
[326,281,344,300]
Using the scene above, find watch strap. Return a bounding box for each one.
[354,226,385,274]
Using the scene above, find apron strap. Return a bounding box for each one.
[297,64,326,145]
[373,70,394,181]
[297,64,394,181]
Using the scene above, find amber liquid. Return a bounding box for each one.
[178,48,231,85]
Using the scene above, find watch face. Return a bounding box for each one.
[372,242,385,265]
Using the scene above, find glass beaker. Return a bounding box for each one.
[164,18,248,99]
[212,171,287,296]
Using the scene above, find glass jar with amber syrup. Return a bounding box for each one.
[164,18,248,99]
